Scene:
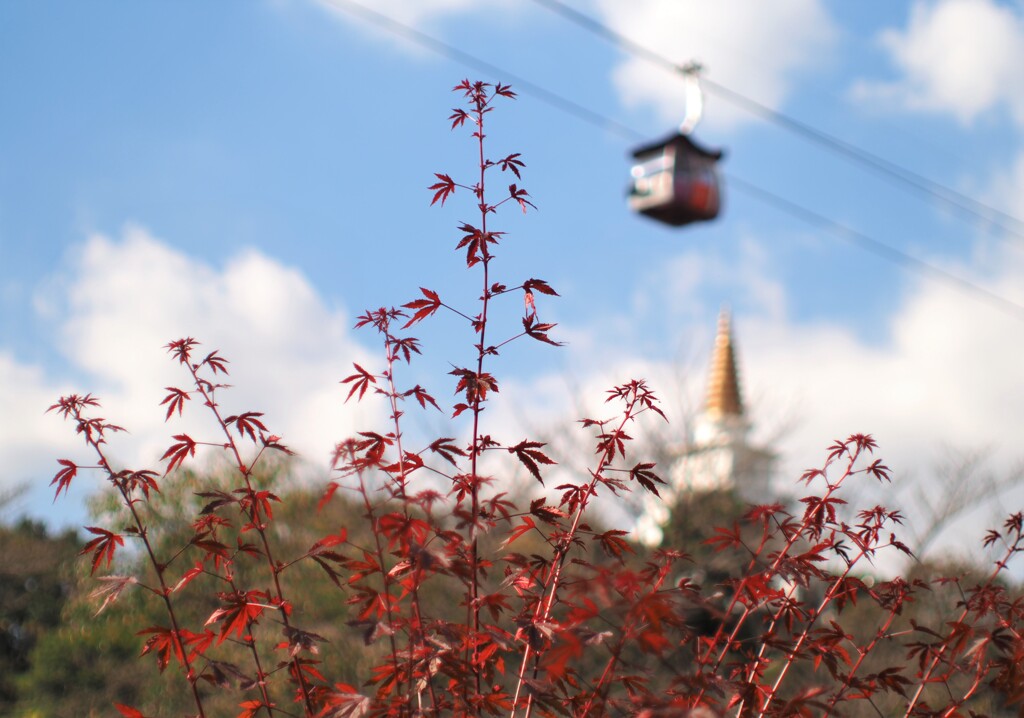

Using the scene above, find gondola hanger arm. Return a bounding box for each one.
[679,61,704,135]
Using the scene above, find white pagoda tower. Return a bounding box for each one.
[636,310,776,546]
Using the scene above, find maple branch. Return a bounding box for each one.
[352,454,403,699]
[511,386,648,717]
[696,437,872,710]
[578,554,675,717]
[466,85,490,705]
[381,315,436,710]
[54,398,208,717]
[183,361,316,716]
[902,519,1024,717]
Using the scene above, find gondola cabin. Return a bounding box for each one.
[628,132,724,227]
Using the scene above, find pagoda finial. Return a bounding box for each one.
[705,308,744,419]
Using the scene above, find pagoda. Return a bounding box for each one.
[636,310,776,546]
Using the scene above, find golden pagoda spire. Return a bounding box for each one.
[705,308,744,419]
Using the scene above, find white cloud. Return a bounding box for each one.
[304,0,835,131]
[737,255,1024,562]
[8,223,1024,560]
[852,0,1024,126]
[593,0,837,129]
[4,227,377,523]
[0,352,79,487]
[732,243,1022,483]
[499,232,1024,561]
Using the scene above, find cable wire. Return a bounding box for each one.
[316,0,641,140]
[725,174,1024,322]
[528,0,1024,241]
[319,0,1024,324]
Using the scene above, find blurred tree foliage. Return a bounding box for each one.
[14,460,532,714]
[0,517,80,713]
[7,463,1020,716]
[654,487,1020,716]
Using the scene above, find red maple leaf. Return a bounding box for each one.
[402,287,443,328]
[159,386,191,420]
[50,459,77,501]
[161,434,197,474]
[80,526,124,575]
[428,173,456,206]
[206,590,269,644]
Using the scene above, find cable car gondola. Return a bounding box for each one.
[628,132,724,226]
[627,62,724,228]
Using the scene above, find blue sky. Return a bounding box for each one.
[3,1,1024,558]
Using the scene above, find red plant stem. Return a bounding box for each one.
[511,398,641,718]
[902,533,1022,717]
[188,365,315,716]
[694,447,865,709]
[74,409,208,718]
[195,553,280,715]
[381,331,414,693]
[691,515,774,676]
[412,585,440,714]
[823,584,904,711]
[465,90,492,704]
[380,325,434,710]
[693,540,778,690]
[581,650,622,718]
[353,461,403,699]
[216,570,277,715]
[756,545,868,715]
[579,560,673,718]
[757,508,902,714]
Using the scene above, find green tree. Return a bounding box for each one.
[17,461,400,715]
[0,517,81,713]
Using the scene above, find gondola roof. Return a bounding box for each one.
[631,131,724,161]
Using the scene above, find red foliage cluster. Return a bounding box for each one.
[50,81,1023,717]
